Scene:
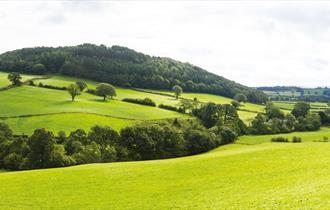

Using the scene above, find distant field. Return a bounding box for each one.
[2,137,330,209]
[238,127,330,144]
[273,101,328,111]
[0,72,37,87]
[1,113,135,135]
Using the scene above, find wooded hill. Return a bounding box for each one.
[0,43,267,103]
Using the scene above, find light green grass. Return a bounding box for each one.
[0,86,186,120]
[1,113,135,135]
[0,72,37,87]
[2,141,330,209]
[37,75,180,106]
[238,127,330,144]
[273,101,328,111]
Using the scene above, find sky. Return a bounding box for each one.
[0,1,330,87]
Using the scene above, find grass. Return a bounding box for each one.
[238,127,330,144]
[2,137,330,209]
[273,101,328,111]
[1,113,135,135]
[0,86,186,120]
[0,72,37,87]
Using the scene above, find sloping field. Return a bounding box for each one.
[0,72,37,87]
[1,138,330,209]
[1,113,135,135]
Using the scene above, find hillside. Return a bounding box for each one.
[0,44,267,104]
[2,131,330,209]
[0,73,260,134]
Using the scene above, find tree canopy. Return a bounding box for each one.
[0,44,267,104]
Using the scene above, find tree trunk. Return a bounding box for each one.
[103,95,106,101]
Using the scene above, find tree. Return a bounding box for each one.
[67,83,81,102]
[7,72,22,85]
[96,83,116,101]
[231,100,241,109]
[172,85,183,99]
[291,102,310,118]
[76,81,87,92]
[234,93,247,103]
[27,128,56,169]
[32,63,46,74]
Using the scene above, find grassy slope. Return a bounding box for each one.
[2,113,135,135]
[273,101,328,111]
[238,127,330,144]
[0,72,37,87]
[2,140,330,209]
[0,86,185,120]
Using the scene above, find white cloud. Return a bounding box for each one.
[0,1,329,87]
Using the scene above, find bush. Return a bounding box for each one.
[38,82,66,90]
[158,104,184,113]
[271,136,289,142]
[122,98,156,107]
[292,136,302,143]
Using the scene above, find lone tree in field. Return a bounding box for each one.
[96,83,116,101]
[67,83,81,102]
[172,85,183,99]
[7,72,22,85]
[234,93,247,103]
[76,81,87,92]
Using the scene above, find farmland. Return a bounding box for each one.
[1,131,330,209]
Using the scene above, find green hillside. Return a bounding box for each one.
[1,131,330,209]
[0,44,268,104]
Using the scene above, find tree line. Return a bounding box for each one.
[0,43,268,104]
[0,109,240,171]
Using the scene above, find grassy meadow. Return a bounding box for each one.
[2,131,330,209]
[0,72,37,87]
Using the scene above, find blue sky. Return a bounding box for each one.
[0,1,329,87]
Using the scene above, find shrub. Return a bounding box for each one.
[323,136,329,142]
[158,104,184,113]
[122,98,156,107]
[292,136,302,143]
[38,82,66,90]
[271,136,289,142]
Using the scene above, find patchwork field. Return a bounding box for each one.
[273,101,328,111]
[2,130,330,209]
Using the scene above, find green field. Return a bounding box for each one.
[0,72,265,134]
[273,101,328,111]
[0,72,37,87]
[1,113,135,135]
[0,85,186,134]
[2,130,330,209]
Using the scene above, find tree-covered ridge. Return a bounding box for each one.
[0,43,267,103]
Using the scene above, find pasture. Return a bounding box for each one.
[1,131,330,209]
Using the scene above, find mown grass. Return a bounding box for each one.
[1,113,136,135]
[2,140,330,209]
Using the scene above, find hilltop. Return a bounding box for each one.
[0,44,267,104]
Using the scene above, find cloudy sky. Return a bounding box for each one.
[0,1,329,87]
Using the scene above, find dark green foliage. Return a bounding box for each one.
[184,125,218,155]
[172,85,183,99]
[96,83,116,101]
[231,100,240,109]
[291,102,311,118]
[67,83,81,101]
[0,44,267,103]
[292,136,302,143]
[38,82,67,90]
[271,136,289,142]
[120,123,186,160]
[27,128,57,168]
[76,81,87,91]
[7,72,22,85]
[122,98,156,107]
[234,93,247,103]
[158,104,183,113]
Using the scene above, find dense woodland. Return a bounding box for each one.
[0,44,267,104]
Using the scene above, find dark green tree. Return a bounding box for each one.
[7,72,22,85]
[96,83,116,101]
[67,83,81,101]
